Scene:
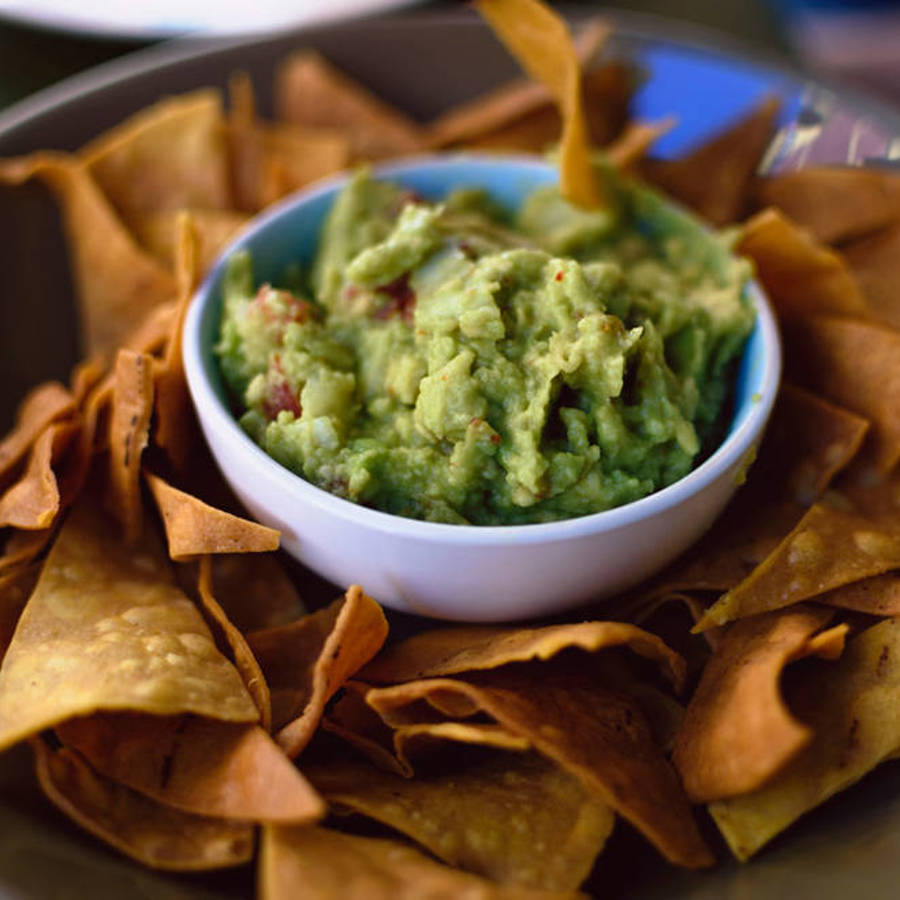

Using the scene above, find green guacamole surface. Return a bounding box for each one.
[216,169,753,525]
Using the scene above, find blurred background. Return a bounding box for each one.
[0,0,898,115]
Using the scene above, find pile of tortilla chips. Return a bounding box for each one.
[2,0,900,895]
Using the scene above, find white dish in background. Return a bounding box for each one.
[184,155,781,622]
[0,0,421,39]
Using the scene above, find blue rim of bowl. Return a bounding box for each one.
[183,153,782,546]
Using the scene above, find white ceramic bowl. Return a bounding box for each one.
[183,154,781,622]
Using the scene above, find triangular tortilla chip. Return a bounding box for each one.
[475,0,606,208]
[785,316,900,473]
[247,587,388,757]
[697,492,900,630]
[642,96,779,225]
[80,90,232,228]
[818,572,900,616]
[56,715,323,824]
[753,167,900,245]
[843,221,900,330]
[709,617,900,860]
[605,117,675,170]
[737,209,867,318]
[33,740,254,871]
[0,420,78,530]
[360,620,685,692]
[0,381,75,486]
[107,349,154,543]
[0,527,54,576]
[365,659,713,869]
[0,495,259,753]
[673,606,844,803]
[274,51,424,161]
[260,825,569,900]
[198,554,271,729]
[69,357,107,406]
[0,154,177,356]
[308,753,613,891]
[145,471,279,560]
[0,564,38,661]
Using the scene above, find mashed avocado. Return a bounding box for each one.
[216,169,753,525]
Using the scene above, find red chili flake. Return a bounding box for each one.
[373,272,416,323]
[263,380,301,420]
[490,433,502,445]
[554,270,564,282]
[469,417,483,426]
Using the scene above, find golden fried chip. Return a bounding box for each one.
[0,155,177,356]
[365,660,713,868]
[0,420,78,530]
[0,381,75,488]
[360,620,685,691]
[69,356,107,406]
[0,527,54,575]
[843,222,900,330]
[0,564,38,660]
[697,495,900,630]
[475,0,606,208]
[206,553,306,633]
[57,715,323,824]
[605,117,675,170]
[737,209,867,318]
[308,753,613,891]
[274,51,424,161]
[34,741,254,871]
[134,208,249,277]
[0,495,259,752]
[198,555,271,729]
[673,606,844,803]
[145,471,279,560]
[108,349,154,543]
[247,586,388,758]
[785,316,900,472]
[818,572,900,616]
[260,825,571,900]
[753,167,900,245]
[80,90,232,228]
[151,213,200,475]
[642,96,779,226]
[709,617,900,860]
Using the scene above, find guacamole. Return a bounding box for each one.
[216,170,753,525]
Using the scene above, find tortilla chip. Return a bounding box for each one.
[737,209,867,318]
[0,381,75,485]
[475,0,606,209]
[122,301,178,356]
[107,349,154,543]
[696,493,900,630]
[80,90,232,228]
[605,117,675,170]
[673,606,844,803]
[205,553,306,633]
[785,316,900,473]
[709,617,900,860]
[134,207,249,276]
[151,213,200,475]
[818,572,900,616]
[0,420,78,530]
[0,154,177,356]
[360,620,685,692]
[365,659,713,868]
[753,167,900,245]
[0,564,38,660]
[642,96,779,226]
[69,357,107,406]
[56,715,323,824]
[843,222,900,330]
[260,825,569,900]
[33,740,254,871]
[308,752,613,891]
[274,51,424,161]
[0,495,259,753]
[0,527,54,575]
[145,471,279,560]
[247,586,387,758]
[198,554,271,729]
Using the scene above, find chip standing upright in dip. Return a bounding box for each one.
[216,167,754,525]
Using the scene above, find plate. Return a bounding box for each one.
[1,8,899,897]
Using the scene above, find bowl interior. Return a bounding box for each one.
[192,154,774,493]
